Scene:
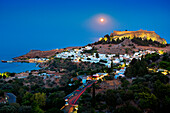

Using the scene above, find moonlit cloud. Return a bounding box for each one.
[84,14,118,32]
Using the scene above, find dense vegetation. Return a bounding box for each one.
[48,58,106,76]
[0,57,110,113]
[0,73,85,113]
[125,58,148,78]
[0,51,169,113]
[92,34,167,47]
[131,37,166,47]
[158,53,170,71]
[93,34,125,45]
[125,53,170,78]
[78,53,170,113]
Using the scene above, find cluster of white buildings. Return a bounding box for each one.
[56,46,131,68]
[55,46,158,79]
[132,50,156,60]
[114,67,126,79]
[29,58,49,63]
[114,50,157,79]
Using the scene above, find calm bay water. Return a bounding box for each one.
[0,62,40,73]
[0,52,41,73]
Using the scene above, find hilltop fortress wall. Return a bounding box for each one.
[109,29,167,44]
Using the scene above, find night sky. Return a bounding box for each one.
[0,0,170,59]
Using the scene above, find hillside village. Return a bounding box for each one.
[55,45,166,79]
[0,38,170,113]
[2,44,168,85]
[0,0,170,112]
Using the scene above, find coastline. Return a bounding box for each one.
[0,62,41,73]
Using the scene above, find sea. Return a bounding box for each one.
[0,51,42,73]
[0,62,40,73]
[0,43,84,74]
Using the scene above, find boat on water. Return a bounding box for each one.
[7,61,13,63]
[1,60,13,63]
[1,60,7,63]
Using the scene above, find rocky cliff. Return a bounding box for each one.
[13,49,58,60]
[109,29,167,44]
[13,46,81,60]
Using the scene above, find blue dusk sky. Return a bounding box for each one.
[0,0,170,60]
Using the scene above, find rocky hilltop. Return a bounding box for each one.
[110,29,167,44]
[13,47,80,60]
[13,49,58,60]
[92,39,170,55]
[13,29,168,60]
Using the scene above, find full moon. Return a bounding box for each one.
[85,14,115,32]
[100,18,104,22]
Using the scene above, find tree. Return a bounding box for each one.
[96,93,104,102]
[10,103,20,111]
[31,92,46,107]
[0,90,4,97]
[18,106,32,113]
[123,90,134,101]
[136,92,158,110]
[153,80,170,100]
[161,96,170,113]
[121,80,130,88]
[125,59,148,78]
[104,34,110,42]
[45,92,65,111]
[87,58,91,60]
[96,53,99,58]
[78,93,92,113]
[32,105,44,113]
[22,92,33,106]
[35,56,40,58]
[86,87,91,93]
[114,104,142,113]
[0,105,17,113]
[105,90,117,109]
[46,108,63,113]
[125,48,129,54]
[159,61,170,70]
[92,83,96,107]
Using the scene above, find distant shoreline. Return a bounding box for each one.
[0,62,41,73]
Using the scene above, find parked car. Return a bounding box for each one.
[76,89,80,92]
[65,102,69,106]
[65,98,68,101]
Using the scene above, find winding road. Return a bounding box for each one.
[62,80,96,113]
